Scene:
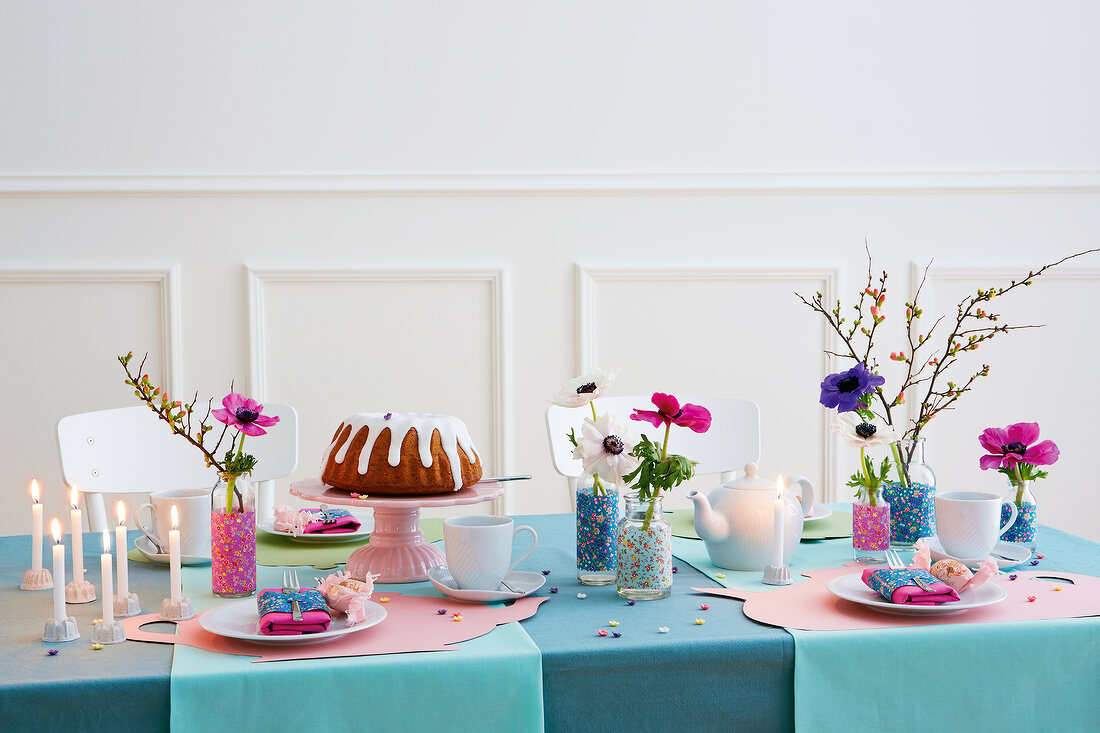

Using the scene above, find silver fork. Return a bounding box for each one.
[886,549,936,592]
[282,569,303,622]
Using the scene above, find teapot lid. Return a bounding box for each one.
[721,463,776,491]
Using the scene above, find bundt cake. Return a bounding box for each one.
[321,413,482,495]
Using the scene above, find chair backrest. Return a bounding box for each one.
[57,403,298,531]
[546,396,761,487]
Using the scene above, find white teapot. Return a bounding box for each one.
[687,463,814,571]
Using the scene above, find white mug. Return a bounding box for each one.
[443,515,538,590]
[935,491,1018,559]
[135,489,211,557]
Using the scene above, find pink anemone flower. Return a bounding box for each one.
[212,393,280,436]
[630,393,712,434]
[978,422,1059,471]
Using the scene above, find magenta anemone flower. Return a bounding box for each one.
[630,393,712,434]
[978,422,1059,471]
[819,362,885,413]
[212,393,280,436]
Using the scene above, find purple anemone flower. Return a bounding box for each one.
[212,393,280,436]
[978,423,1059,471]
[819,362,885,413]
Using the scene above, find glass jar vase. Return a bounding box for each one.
[852,485,890,563]
[616,493,672,601]
[883,438,936,548]
[210,471,256,598]
[576,479,619,586]
[1002,479,1037,550]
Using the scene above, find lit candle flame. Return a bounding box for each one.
[51,518,61,544]
[776,474,785,499]
[31,479,40,503]
[171,505,179,530]
[70,485,79,509]
[117,500,126,526]
[103,531,111,554]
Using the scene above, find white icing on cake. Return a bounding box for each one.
[323,413,480,490]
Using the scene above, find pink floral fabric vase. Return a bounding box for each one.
[211,472,257,598]
[616,493,672,600]
[853,486,890,564]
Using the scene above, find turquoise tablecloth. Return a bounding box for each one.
[171,564,544,733]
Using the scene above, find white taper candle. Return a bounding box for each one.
[115,501,129,598]
[169,505,182,603]
[70,486,84,582]
[51,519,65,621]
[772,475,785,567]
[31,480,43,571]
[101,532,114,625]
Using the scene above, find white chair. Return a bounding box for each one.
[57,403,299,532]
[546,396,761,506]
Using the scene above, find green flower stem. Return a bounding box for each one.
[1012,465,1025,506]
[889,442,908,487]
[860,447,877,507]
[228,436,245,515]
[590,401,605,497]
[641,422,673,531]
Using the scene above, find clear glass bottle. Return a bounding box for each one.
[210,471,256,598]
[1002,479,1037,550]
[576,477,620,586]
[883,438,937,548]
[616,493,672,600]
[852,485,890,563]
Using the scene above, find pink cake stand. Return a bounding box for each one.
[289,478,505,583]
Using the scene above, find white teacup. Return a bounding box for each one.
[135,489,211,557]
[443,515,538,591]
[935,490,1018,559]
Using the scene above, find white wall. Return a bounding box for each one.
[2,3,1099,540]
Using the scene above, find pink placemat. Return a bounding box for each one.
[123,591,546,663]
[694,566,1100,630]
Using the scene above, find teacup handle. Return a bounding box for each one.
[134,503,163,551]
[507,525,538,574]
[788,475,816,518]
[999,501,1019,537]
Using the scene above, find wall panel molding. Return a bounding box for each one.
[246,265,514,512]
[576,264,840,499]
[4,170,1100,196]
[0,265,182,397]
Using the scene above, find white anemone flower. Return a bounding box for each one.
[575,413,639,487]
[550,368,618,408]
[832,412,899,449]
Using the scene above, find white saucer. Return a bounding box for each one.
[925,537,1032,570]
[198,597,386,645]
[257,513,373,543]
[427,565,546,603]
[134,535,211,566]
[826,572,1007,616]
[802,506,833,522]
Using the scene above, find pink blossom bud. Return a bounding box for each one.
[870,306,879,317]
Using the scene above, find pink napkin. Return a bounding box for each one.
[257,588,332,635]
[860,568,961,605]
[301,508,361,534]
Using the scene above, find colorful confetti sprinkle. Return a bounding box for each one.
[452,613,463,622]
[1030,560,1040,566]
[597,629,608,637]
[658,627,669,633]
[379,597,390,603]
[541,570,551,575]
[92,643,103,650]
[1036,554,1045,559]
[47,649,59,656]
[577,593,587,599]
[716,573,726,579]
[626,600,636,606]
[672,566,679,573]
[700,604,710,611]
[612,631,621,638]
[694,619,705,625]
[1054,586,1064,591]
[608,620,620,627]
[1009,574,1018,581]
[1026,596,1037,603]
[549,587,558,594]
[437,609,447,615]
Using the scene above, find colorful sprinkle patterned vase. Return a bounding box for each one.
[616,493,672,601]
[852,486,890,563]
[1002,479,1037,550]
[576,482,620,586]
[884,438,937,548]
[211,472,257,598]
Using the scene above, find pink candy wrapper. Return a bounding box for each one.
[273,504,306,536]
[913,538,1000,592]
[316,570,380,626]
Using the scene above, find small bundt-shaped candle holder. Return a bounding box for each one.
[91,619,126,645]
[160,597,194,622]
[762,563,793,586]
[43,616,80,643]
[114,592,141,618]
[21,568,53,591]
[65,579,96,604]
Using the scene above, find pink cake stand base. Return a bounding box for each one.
[289,478,505,583]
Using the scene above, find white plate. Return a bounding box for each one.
[826,571,1007,616]
[257,513,373,543]
[427,565,546,603]
[925,537,1032,570]
[134,535,211,566]
[198,597,386,645]
[802,506,833,522]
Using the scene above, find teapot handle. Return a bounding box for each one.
[787,475,816,518]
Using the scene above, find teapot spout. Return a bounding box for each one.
[688,490,730,544]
